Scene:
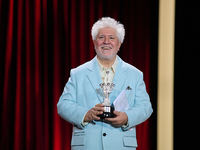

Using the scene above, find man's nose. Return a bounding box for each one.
[103,37,110,44]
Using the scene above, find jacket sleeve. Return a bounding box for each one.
[57,70,88,129]
[122,73,153,131]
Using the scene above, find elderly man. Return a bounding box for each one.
[57,17,153,150]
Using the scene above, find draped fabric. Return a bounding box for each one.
[0,0,155,150]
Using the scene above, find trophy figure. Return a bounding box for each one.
[98,82,115,119]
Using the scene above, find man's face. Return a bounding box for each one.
[94,27,121,61]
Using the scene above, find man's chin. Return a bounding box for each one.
[98,55,116,61]
[95,50,117,61]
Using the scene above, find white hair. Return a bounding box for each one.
[91,17,125,43]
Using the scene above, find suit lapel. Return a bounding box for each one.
[110,57,127,103]
[86,57,104,103]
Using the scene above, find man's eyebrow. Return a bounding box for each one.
[98,34,115,36]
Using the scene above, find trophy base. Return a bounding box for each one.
[98,106,115,119]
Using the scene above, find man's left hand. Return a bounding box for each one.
[105,111,128,128]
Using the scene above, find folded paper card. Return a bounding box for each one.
[113,90,129,111]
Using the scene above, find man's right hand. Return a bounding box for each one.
[84,103,104,122]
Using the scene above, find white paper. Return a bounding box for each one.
[113,90,129,111]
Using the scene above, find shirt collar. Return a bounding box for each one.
[96,56,118,74]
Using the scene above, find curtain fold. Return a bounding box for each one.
[0,0,154,150]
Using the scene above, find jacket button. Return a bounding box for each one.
[103,133,106,136]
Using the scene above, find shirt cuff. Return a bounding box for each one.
[81,111,89,127]
[122,121,129,129]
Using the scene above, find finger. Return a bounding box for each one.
[95,103,104,107]
[92,109,103,116]
[91,111,102,120]
[92,107,104,113]
[104,117,117,122]
[113,111,120,116]
[93,115,101,120]
[93,106,104,112]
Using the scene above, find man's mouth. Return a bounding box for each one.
[101,46,112,50]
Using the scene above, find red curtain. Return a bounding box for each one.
[0,0,154,150]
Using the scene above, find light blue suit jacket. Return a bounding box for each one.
[57,56,153,150]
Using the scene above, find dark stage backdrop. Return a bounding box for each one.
[0,0,158,150]
[174,1,200,149]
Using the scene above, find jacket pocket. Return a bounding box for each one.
[71,128,86,146]
[71,135,85,146]
[123,136,138,147]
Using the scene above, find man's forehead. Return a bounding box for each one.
[98,27,116,33]
[97,29,117,36]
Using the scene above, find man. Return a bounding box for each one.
[57,17,153,150]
